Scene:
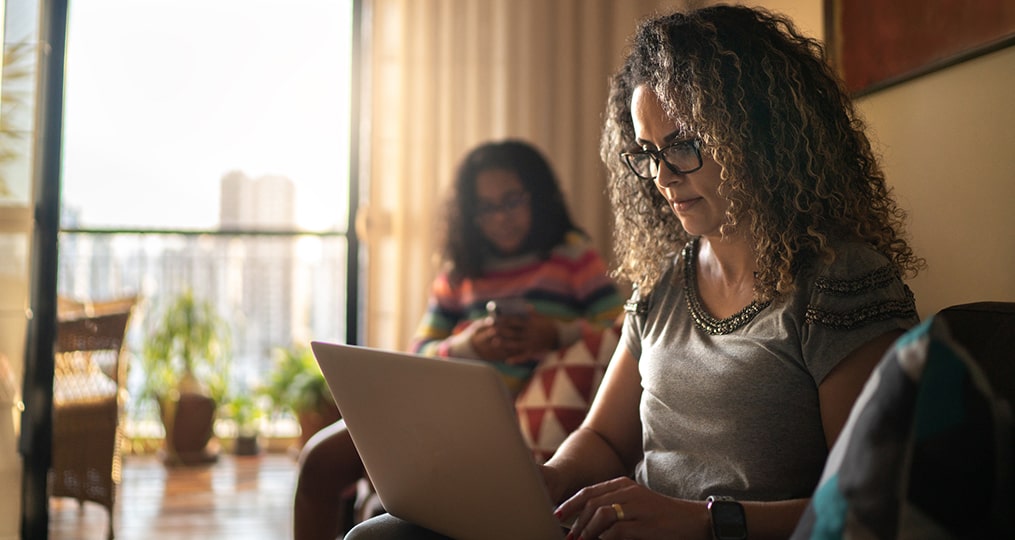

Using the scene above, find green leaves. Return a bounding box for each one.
[140,290,231,404]
[261,345,334,415]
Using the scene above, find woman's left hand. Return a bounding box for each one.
[521,311,560,353]
[555,477,709,540]
[493,311,559,364]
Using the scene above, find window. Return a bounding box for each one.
[60,0,356,433]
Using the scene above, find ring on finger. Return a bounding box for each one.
[611,503,626,521]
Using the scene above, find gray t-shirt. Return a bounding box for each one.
[624,239,918,501]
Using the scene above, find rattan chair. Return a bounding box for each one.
[51,302,134,540]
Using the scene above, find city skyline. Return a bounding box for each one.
[58,169,350,419]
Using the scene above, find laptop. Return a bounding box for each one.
[310,341,567,540]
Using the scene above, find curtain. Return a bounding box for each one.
[359,0,687,350]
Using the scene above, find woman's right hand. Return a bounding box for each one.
[477,309,560,364]
[468,316,526,361]
[554,477,710,540]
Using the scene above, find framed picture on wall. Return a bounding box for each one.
[825,0,1015,96]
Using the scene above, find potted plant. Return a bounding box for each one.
[221,392,264,456]
[140,290,231,465]
[261,344,339,450]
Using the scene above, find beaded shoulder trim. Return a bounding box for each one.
[805,285,917,329]
[813,264,900,296]
[682,239,769,336]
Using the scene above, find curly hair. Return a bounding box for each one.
[602,5,923,299]
[440,139,579,281]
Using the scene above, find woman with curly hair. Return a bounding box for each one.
[296,139,622,540]
[348,5,922,540]
[545,5,923,540]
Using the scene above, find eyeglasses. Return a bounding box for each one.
[620,139,703,180]
[474,191,530,221]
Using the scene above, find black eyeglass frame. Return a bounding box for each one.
[473,190,532,223]
[620,138,704,180]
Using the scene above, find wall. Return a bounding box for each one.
[747,0,823,40]
[856,45,1015,317]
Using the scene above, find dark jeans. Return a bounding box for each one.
[344,513,452,540]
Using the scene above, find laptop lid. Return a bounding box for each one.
[311,341,565,540]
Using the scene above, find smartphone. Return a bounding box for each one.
[486,297,529,318]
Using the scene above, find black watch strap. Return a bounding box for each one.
[706,495,748,540]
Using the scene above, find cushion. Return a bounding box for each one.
[514,324,620,463]
[791,315,1014,539]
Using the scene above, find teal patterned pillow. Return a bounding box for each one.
[792,316,1014,539]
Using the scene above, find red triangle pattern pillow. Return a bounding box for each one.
[514,324,620,463]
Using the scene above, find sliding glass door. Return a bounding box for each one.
[16,0,362,535]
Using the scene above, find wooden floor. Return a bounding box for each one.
[49,451,299,540]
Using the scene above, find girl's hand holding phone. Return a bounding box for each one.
[485,299,559,363]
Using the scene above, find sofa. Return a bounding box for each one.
[792,302,1015,539]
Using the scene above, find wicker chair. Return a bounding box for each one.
[51,302,135,540]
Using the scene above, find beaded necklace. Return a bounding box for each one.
[682,238,770,335]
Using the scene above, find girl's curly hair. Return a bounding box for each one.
[602,5,923,299]
[441,139,579,281]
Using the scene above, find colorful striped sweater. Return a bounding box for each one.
[411,232,623,387]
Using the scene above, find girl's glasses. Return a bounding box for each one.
[475,191,530,222]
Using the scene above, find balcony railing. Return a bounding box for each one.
[57,229,350,440]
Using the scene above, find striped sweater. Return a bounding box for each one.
[411,232,623,386]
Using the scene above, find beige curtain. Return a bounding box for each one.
[359,0,688,350]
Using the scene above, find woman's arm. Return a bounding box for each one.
[556,477,812,540]
[411,274,513,361]
[818,330,903,446]
[542,344,643,502]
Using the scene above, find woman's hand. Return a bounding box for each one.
[470,307,559,363]
[555,477,710,540]
[500,311,559,363]
[527,312,562,351]
[467,317,515,361]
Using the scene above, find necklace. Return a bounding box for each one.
[682,238,770,335]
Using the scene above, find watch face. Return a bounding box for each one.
[711,501,747,540]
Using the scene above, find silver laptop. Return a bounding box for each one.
[310,341,566,540]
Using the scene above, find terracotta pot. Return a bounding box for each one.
[233,434,261,456]
[159,391,219,466]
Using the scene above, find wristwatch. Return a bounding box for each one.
[706,495,748,540]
